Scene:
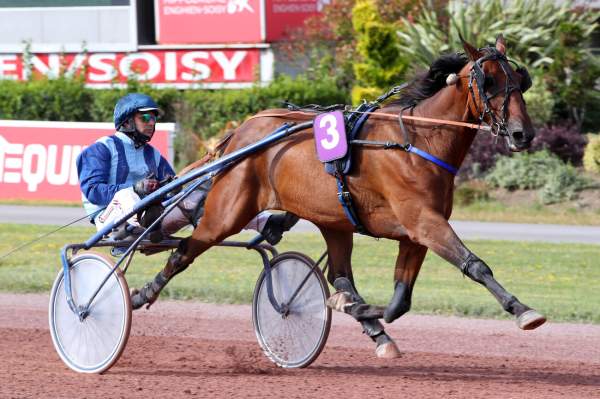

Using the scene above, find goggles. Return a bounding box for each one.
[138,112,158,123]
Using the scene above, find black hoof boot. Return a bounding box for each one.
[260,212,300,245]
[130,272,168,310]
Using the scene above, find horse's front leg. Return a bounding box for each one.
[320,228,400,359]
[383,238,428,323]
[396,207,545,330]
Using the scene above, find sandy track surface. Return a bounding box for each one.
[1,293,599,398]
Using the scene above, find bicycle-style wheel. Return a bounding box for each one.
[252,252,331,368]
[49,252,132,373]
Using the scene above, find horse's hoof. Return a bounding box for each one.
[326,291,355,312]
[375,340,401,359]
[517,310,547,330]
[130,287,156,310]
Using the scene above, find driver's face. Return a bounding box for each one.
[133,112,157,138]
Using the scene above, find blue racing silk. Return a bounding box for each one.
[77,132,175,220]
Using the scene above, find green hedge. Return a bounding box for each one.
[0,75,349,167]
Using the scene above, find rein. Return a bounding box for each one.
[245,110,491,132]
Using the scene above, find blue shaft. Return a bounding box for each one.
[84,122,311,249]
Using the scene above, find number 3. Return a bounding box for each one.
[319,114,340,150]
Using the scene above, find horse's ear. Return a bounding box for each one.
[459,32,481,61]
[495,34,506,55]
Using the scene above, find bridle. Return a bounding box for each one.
[468,47,531,138]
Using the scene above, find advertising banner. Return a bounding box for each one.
[0,120,174,202]
[155,0,263,44]
[265,0,329,41]
[0,49,261,88]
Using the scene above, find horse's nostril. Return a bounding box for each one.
[512,131,524,142]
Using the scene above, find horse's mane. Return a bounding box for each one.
[389,53,468,108]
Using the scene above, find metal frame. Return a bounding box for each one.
[60,121,315,321]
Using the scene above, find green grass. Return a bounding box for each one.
[0,224,598,323]
[452,199,600,225]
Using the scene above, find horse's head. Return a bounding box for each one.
[461,34,534,151]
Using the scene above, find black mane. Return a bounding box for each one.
[390,53,468,108]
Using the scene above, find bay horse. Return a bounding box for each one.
[131,35,546,358]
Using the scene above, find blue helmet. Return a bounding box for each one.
[113,93,161,130]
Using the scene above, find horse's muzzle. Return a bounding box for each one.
[506,121,534,152]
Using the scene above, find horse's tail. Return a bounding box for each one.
[176,130,236,177]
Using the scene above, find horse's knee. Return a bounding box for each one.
[383,281,412,323]
[460,253,493,283]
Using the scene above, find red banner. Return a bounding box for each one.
[0,49,261,88]
[265,0,327,41]
[156,0,263,44]
[0,121,174,202]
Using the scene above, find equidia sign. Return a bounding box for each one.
[0,120,174,202]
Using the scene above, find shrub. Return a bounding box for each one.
[351,0,409,104]
[523,75,555,126]
[454,180,490,206]
[460,132,511,178]
[529,124,587,165]
[485,150,589,204]
[583,134,600,174]
[538,167,581,204]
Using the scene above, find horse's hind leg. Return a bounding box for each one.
[320,228,400,359]
[400,208,546,330]
[131,181,259,310]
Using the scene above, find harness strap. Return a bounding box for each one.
[405,145,459,175]
[334,171,370,235]
[350,140,459,176]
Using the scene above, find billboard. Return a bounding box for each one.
[0,120,174,202]
[265,0,329,41]
[0,49,263,88]
[155,0,263,44]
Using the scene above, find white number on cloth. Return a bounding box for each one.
[319,113,340,150]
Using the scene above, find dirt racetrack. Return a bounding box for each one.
[1,293,599,399]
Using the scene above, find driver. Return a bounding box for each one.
[76,93,296,244]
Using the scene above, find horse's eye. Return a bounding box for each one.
[484,76,495,91]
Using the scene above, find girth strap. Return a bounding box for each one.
[334,171,370,236]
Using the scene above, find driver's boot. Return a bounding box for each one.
[260,212,300,245]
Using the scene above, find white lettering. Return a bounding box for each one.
[0,55,18,80]
[46,145,71,185]
[65,54,88,78]
[0,135,82,191]
[88,53,117,82]
[0,135,24,183]
[119,52,161,81]
[181,51,210,81]
[22,144,47,192]
[31,54,61,78]
[70,145,83,185]
[165,52,177,81]
[213,51,246,80]
[273,3,317,13]
[2,49,258,86]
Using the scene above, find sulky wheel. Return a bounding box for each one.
[252,251,331,368]
[48,252,132,374]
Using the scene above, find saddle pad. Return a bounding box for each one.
[324,103,379,176]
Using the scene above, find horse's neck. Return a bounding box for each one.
[409,86,477,169]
